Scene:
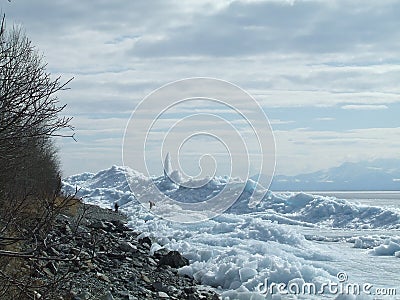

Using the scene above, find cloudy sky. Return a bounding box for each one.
[3,0,400,177]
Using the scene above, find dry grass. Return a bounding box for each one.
[53,196,82,216]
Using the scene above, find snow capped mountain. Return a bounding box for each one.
[62,166,400,299]
[271,159,400,191]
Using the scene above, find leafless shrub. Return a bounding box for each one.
[0,14,80,299]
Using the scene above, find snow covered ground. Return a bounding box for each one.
[63,166,400,299]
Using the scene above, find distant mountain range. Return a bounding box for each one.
[270,159,400,191]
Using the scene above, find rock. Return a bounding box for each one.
[96,272,111,283]
[184,287,197,294]
[211,294,220,300]
[104,221,120,232]
[131,258,143,268]
[147,257,157,266]
[166,285,178,294]
[119,241,137,252]
[70,247,82,256]
[100,291,115,300]
[76,291,91,300]
[152,281,168,292]
[60,223,73,235]
[158,291,170,298]
[42,268,54,277]
[141,274,151,284]
[89,220,107,230]
[106,252,126,259]
[84,260,96,270]
[138,236,152,247]
[111,219,132,232]
[33,291,42,299]
[158,251,189,268]
[49,247,60,256]
[117,291,138,300]
[153,247,170,258]
[45,261,58,274]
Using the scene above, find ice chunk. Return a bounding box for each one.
[169,169,183,184]
[354,237,363,249]
[212,222,235,234]
[239,267,257,282]
[198,249,213,262]
[178,265,194,277]
[149,243,163,256]
[370,239,400,256]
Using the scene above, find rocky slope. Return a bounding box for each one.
[37,203,220,300]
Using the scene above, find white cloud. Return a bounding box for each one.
[341,105,389,110]
[255,90,400,108]
[315,117,335,121]
[3,0,399,175]
[270,119,295,125]
[274,127,400,175]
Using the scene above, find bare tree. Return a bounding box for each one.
[0,16,73,138]
[0,12,74,192]
[0,15,80,299]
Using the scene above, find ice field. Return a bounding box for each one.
[63,166,400,299]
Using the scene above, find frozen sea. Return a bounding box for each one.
[282,191,400,299]
[313,191,400,210]
[63,166,400,299]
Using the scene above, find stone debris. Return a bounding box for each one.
[33,204,220,300]
[158,250,190,269]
